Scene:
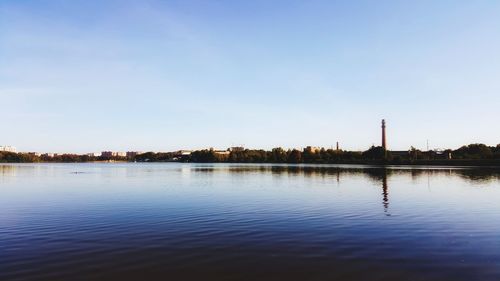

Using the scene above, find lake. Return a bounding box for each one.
[1,163,500,281]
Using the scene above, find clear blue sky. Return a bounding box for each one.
[1,0,499,153]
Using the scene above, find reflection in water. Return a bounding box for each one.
[189,164,500,184]
[188,164,500,216]
[1,163,500,281]
[382,171,389,215]
[0,164,16,176]
[2,164,499,218]
[2,163,500,184]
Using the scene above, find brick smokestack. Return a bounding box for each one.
[381,119,387,150]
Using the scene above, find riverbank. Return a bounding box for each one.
[2,159,500,167]
[2,143,499,166]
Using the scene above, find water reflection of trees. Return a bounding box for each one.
[0,164,17,177]
[4,163,498,184]
[192,165,500,215]
[191,165,500,184]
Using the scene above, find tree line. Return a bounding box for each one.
[189,144,500,164]
[2,143,499,164]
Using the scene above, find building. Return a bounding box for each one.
[116,152,126,157]
[86,152,101,157]
[42,153,55,158]
[391,151,410,158]
[229,146,245,152]
[176,150,192,156]
[101,151,114,157]
[101,151,126,157]
[27,152,41,157]
[126,151,143,158]
[425,149,452,160]
[305,146,321,153]
[0,146,17,153]
[209,148,230,155]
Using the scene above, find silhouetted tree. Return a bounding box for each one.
[287,149,302,163]
[362,146,387,160]
[453,144,493,159]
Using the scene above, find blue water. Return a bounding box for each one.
[1,163,499,280]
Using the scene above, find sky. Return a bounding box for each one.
[1,0,499,153]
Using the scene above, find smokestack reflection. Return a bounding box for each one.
[381,171,389,215]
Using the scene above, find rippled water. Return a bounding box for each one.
[1,163,500,281]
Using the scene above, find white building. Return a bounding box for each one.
[177,150,192,156]
[0,146,17,153]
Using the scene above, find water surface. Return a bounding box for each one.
[1,163,500,280]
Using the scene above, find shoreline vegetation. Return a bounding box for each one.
[1,143,500,166]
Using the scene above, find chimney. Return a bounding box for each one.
[381,119,387,150]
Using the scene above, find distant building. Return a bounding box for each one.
[210,147,230,155]
[101,151,114,157]
[126,151,143,158]
[101,151,126,157]
[431,150,452,160]
[27,152,41,157]
[214,150,230,155]
[42,153,55,158]
[229,146,245,152]
[86,152,100,157]
[305,146,321,153]
[390,151,410,158]
[0,146,17,153]
[177,150,192,156]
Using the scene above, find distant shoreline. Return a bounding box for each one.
[1,160,500,167]
[2,143,499,167]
